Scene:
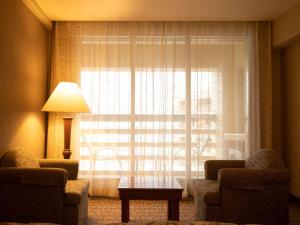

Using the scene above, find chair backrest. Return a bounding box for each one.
[0,150,64,224]
[0,149,40,168]
[245,149,285,169]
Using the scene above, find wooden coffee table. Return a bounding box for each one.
[118,176,183,222]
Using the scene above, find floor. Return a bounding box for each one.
[88,198,300,225]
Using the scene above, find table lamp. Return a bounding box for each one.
[42,82,90,159]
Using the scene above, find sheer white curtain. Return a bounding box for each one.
[47,21,271,197]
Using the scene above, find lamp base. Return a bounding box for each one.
[63,117,73,159]
[63,149,72,159]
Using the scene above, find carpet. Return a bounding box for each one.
[88,198,300,225]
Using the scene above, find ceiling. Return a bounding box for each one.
[35,0,300,21]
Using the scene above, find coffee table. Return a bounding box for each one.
[118,176,183,222]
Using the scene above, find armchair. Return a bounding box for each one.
[193,149,290,225]
[0,149,89,225]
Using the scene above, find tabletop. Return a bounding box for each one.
[118,176,183,190]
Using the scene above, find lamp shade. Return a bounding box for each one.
[42,82,90,113]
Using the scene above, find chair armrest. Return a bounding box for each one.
[204,160,245,180]
[0,167,67,186]
[0,168,66,223]
[218,168,290,191]
[39,159,78,180]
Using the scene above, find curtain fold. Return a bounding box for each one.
[47,21,272,197]
[257,22,272,149]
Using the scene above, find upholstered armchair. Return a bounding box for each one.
[193,149,290,225]
[0,149,89,225]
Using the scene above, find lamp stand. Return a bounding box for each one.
[63,117,73,159]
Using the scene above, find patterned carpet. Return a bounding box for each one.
[88,198,300,225]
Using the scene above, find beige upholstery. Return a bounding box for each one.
[0,149,40,168]
[245,148,285,169]
[193,149,290,225]
[193,179,219,221]
[204,160,245,180]
[0,167,67,185]
[39,159,79,180]
[65,180,90,205]
[0,149,89,225]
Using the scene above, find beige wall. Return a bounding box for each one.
[272,1,300,198]
[273,2,300,48]
[0,0,48,158]
[281,39,300,197]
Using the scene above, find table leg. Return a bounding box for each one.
[168,200,179,221]
[121,199,129,222]
[168,200,173,220]
[172,200,179,221]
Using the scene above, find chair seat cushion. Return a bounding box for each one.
[193,179,219,197]
[193,179,219,220]
[64,179,89,205]
[0,149,40,168]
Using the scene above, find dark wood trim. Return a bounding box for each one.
[63,117,73,159]
[121,199,129,223]
[119,189,182,222]
[118,177,183,222]
[44,112,48,159]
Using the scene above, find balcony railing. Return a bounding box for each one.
[79,113,222,178]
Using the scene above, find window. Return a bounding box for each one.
[79,35,247,180]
